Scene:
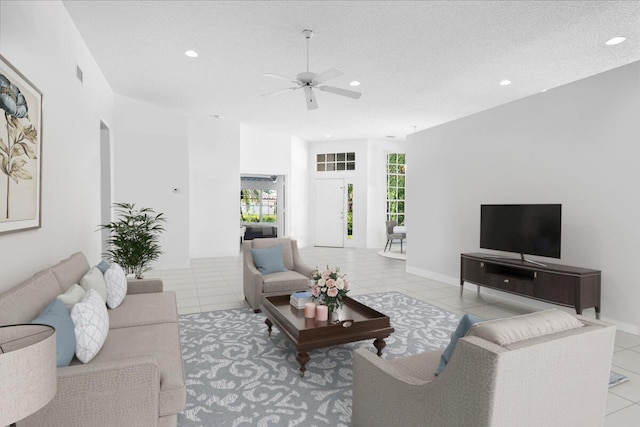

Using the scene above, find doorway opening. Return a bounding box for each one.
[99,121,111,253]
[240,174,285,241]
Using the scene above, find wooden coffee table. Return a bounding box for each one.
[261,295,394,377]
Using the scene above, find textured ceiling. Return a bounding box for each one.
[63,1,640,141]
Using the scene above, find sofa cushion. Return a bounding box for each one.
[0,269,62,326]
[262,270,310,293]
[80,266,108,303]
[251,244,288,275]
[85,322,186,417]
[468,309,584,346]
[51,252,91,293]
[436,313,485,376]
[57,283,87,310]
[31,299,76,367]
[109,292,179,329]
[71,289,110,363]
[104,263,127,309]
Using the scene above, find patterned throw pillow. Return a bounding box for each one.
[104,263,127,309]
[70,289,109,363]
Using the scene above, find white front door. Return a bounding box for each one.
[314,179,344,247]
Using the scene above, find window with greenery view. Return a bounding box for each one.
[240,189,277,223]
[386,153,405,225]
[347,183,354,239]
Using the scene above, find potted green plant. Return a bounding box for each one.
[99,202,166,279]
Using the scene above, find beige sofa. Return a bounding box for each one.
[352,310,616,427]
[0,252,186,427]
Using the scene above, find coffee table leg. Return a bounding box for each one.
[296,352,310,377]
[373,338,386,357]
[265,318,273,337]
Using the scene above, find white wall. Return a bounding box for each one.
[290,135,309,246]
[240,124,291,176]
[0,1,114,291]
[113,95,190,269]
[189,117,240,258]
[406,62,640,333]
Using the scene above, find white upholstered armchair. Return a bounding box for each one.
[352,310,615,427]
[243,237,314,312]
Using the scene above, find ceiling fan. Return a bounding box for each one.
[262,29,362,110]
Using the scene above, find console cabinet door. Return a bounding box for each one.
[533,272,577,305]
[462,258,484,284]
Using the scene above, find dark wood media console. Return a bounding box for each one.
[460,253,601,318]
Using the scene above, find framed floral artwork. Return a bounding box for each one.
[0,55,42,234]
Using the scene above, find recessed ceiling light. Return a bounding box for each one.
[185,50,199,58]
[349,81,361,86]
[499,80,511,86]
[385,135,396,139]
[605,37,626,46]
[540,89,548,93]
[324,134,332,138]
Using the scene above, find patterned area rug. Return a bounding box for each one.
[609,371,629,388]
[177,292,459,427]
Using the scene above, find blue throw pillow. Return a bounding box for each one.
[435,313,485,376]
[96,260,110,274]
[31,299,76,367]
[251,244,288,275]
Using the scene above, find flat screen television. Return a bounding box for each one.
[480,204,562,259]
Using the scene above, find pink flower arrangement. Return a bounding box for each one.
[310,266,349,314]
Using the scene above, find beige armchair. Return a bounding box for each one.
[243,237,314,312]
[352,310,615,427]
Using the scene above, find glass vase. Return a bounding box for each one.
[328,303,342,323]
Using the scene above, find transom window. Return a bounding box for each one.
[316,152,356,172]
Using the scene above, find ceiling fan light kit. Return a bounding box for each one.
[262,28,362,110]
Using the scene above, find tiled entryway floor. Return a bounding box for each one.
[148,246,640,425]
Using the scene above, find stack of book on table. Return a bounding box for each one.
[290,291,313,309]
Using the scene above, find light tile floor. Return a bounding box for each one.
[148,246,640,425]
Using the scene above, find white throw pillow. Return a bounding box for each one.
[79,266,108,303]
[70,289,109,363]
[104,263,127,309]
[56,284,87,309]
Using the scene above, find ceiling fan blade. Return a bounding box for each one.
[318,85,362,99]
[262,73,297,83]
[260,87,298,98]
[314,69,343,84]
[304,87,318,110]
